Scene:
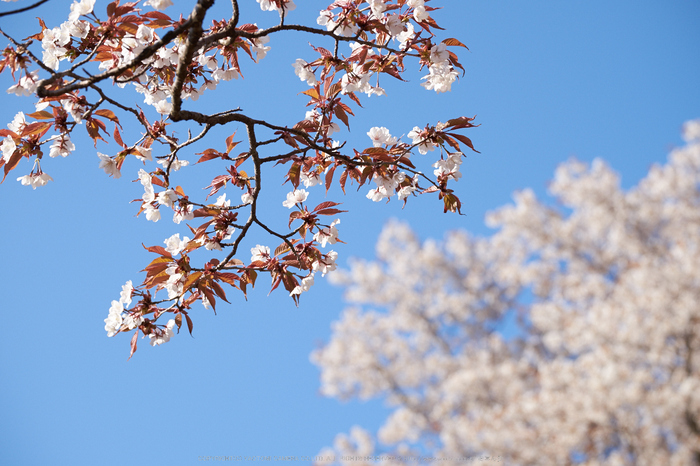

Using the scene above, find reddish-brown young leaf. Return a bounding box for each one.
[142,10,171,20]
[334,104,350,129]
[287,162,301,188]
[275,242,291,257]
[21,121,51,138]
[301,87,320,100]
[339,169,348,193]
[183,271,203,293]
[442,38,468,49]
[441,133,461,152]
[184,312,194,335]
[326,81,343,99]
[196,148,227,164]
[325,164,337,194]
[445,115,478,129]
[210,280,230,303]
[26,111,53,120]
[217,273,241,287]
[200,285,217,312]
[142,256,173,276]
[315,208,347,216]
[243,269,257,288]
[142,243,173,258]
[312,201,341,212]
[95,109,121,125]
[127,331,138,361]
[288,210,306,228]
[449,133,479,153]
[1,149,22,182]
[363,147,389,157]
[225,132,240,154]
[222,258,245,268]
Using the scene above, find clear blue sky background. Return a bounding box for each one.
[1,1,698,465]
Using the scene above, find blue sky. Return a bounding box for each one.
[0,1,698,465]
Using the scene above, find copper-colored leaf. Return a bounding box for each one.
[127,331,138,361]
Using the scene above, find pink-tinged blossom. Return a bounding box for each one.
[312,251,338,276]
[104,300,123,337]
[212,68,239,82]
[384,14,405,37]
[340,65,372,95]
[396,23,415,49]
[153,99,172,115]
[97,153,120,178]
[407,0,429,22]
[144,0,173,11]
[148,319,176,346]
[135,146,153,161]
[433,152,463,181]
[7,112,25,133]
[49,136,75,158]
[397,175,419,201]
[326,122,341,136]
[251,35,271,61]
[366,172,406,202]
[68,0,96,21]
[7,71,39,96]
[173,204,194,224]
[251,245,271,263]
[430,43,449,64]
[62,98,87,123]
[292,59,317,86]
[241,193,254,205]
[1,136,16,163]
[214,193,230,208]
[407,126,435,154]
[144,204,161,222]
[367,127,397,147]
[314,219,341,247]
[163,263,185,299]
[300,169,323,188]
[157,157,189,172]
[164,233,190,256]
[317,9,358,36]
[138,169,152,187]
[369,0,386,19]
[17,172,53,189]
[67,20,90,39]
[290,274,315,296]
[257,0,296,11]
[421,62,459,93]
[123,313,143,330]
[119,280,134,307]
[683,119,700,142]
[135,24,155,43]
[197,53,218,70]
[282,189,309,208]
[142,185,156,204]
[157,189,178,208]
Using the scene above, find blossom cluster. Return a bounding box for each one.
[313,120,700,464]
[0,0,476,356]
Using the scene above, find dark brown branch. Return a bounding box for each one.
[0,0,49,18]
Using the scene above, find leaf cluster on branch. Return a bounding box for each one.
[0,0,477,357]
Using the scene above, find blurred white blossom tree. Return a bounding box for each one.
[312,120,700,466]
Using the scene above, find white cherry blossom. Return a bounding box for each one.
[282,189,308,208]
